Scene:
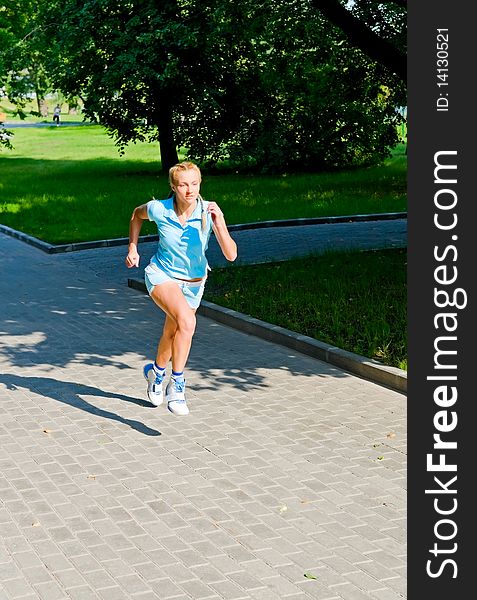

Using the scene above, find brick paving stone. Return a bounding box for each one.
[96,586,130,600]
[331,582,379,600]
[33,580,68,600]
[148,577,186,598]
[3,577,36,599]
[64,586,100,600]
[209,579,251,599]
[341,570,386,594]
[370,588,406,600]
[0,229,407,599]
[52,568,88,589]
[249,588,284,600]
[180,579,219,599]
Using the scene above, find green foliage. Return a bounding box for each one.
[217,1,405,171]
[350,0,407,48]
[184,0,405,171]
[0,125,14,150]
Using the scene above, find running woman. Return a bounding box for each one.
[125,161,237,415]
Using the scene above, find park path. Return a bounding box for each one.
[54,217,407,283]
[0,222,406,600]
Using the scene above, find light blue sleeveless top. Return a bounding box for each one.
[146,197,213,279]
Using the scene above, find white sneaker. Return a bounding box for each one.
[165,378,189,416]
[143,363,164,406]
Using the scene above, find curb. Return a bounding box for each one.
[0,224,155,255]
[128,277,407,395]
[0,212,407,254]
[228,212,407,231]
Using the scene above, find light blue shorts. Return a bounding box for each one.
[144,264,206,309]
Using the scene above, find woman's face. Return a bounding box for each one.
[172,169,201,205]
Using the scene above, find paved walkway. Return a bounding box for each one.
[0,223,407,600]
[2,121,93,128]
[54,218,407,281]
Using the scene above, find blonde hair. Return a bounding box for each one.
[168,161,201,187]
[168,161,207,232]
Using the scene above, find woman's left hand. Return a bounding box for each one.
[207,202,224,224]
[207,201,237,261]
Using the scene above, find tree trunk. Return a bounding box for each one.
[34,84,47,116]
[35,91,41,115]
[39,98,48,117]
[156,95,178,172]
[311,0,406,82]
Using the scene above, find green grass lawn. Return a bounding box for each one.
[0,125,407,244]
[205,248,407,370]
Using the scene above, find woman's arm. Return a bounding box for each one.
[125,204,149,268]
[207,202,237,262]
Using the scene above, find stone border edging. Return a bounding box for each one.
[0,224,156,254]
[0,224,57,253]
[227,211,406,231]
[128,277,407,395]
[0,212,407,254]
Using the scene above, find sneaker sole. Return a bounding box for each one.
[144,365,163,406]
[147,391,164,407]
[167,402,189,416]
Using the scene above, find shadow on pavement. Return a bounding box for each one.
[0,232,351,404]
[0,280,347,392]
[0,374,161,437]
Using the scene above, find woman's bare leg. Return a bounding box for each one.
[155,314,177,368]
[150,282,196,373]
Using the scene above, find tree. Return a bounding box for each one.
[45,0,258,171]
[0,1,53,116]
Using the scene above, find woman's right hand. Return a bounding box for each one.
[126,205,148,267]
[125,248,140,268]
